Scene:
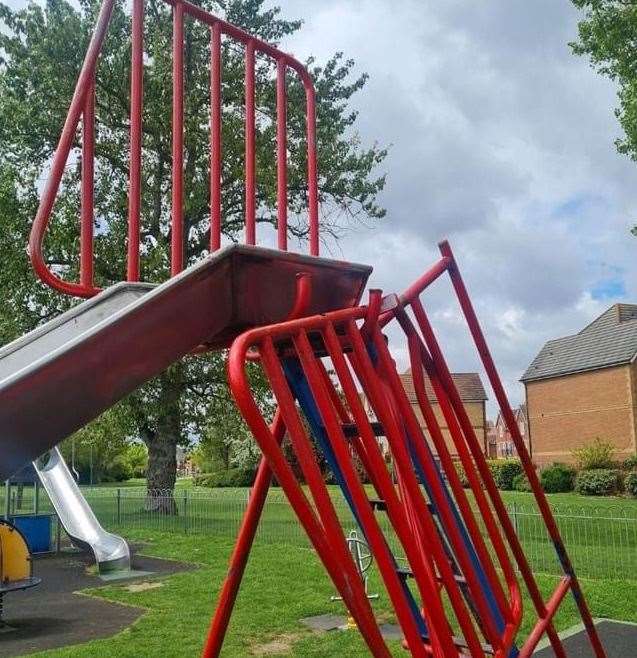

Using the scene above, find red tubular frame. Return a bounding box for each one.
[29,0,320,298]
[208,244,607,658]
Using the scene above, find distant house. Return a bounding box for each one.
[400,369,488,457]
[494,405,529,458]
[522,304,637,466]
[486,420,497,458]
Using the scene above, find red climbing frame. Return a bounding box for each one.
[204,242,607,658]
[28,0,319,298]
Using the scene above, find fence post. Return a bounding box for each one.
[34,481,40,514]
[511,501,519,536]
[117,488,121,525]
[183,490,189,534]
[4,480,9,520]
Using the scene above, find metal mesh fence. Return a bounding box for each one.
[3,485,636,580]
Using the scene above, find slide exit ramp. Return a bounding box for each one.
[34,447,130,573]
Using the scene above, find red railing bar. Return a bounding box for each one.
[438,239,607,658]
[80,77,95,290]
[244,40,256,245]
[305,84,319,256]
[127,0,143,281]
[276,58,288,251]
[29,0,116,298]
[171,1,184,276]
[202,411,285,658]
[518,577,572,658]
[209,23,222,252]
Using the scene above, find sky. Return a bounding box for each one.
[269,0,637,415]
[5,0,637,416]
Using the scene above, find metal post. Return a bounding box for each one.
[4,480,9,520]
[511,501,519,536]
[56,514,61,553]
[117,488,122,525]
[183,490,188,534]
[34,481,40,515]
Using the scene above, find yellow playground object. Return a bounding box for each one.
[0,519,40,624]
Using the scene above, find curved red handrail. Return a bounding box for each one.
[29,0,319,298]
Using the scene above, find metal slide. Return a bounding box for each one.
[34,447,130,573]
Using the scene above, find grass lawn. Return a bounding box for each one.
[23,525,637,658]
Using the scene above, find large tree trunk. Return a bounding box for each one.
[144,366,183,514]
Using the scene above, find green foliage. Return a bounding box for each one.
[625,472,637,497]
[572,438,616,471]
[512,473,532,493]
[570,1,637,236]
[487,459,523,490]
[454,461,470,487]
[623,454,637,471]
[540,463,576,494]
[575,469,622,496]
[194,468,256,488]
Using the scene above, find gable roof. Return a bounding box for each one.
[521,304,637,383]
[401,369,487,403]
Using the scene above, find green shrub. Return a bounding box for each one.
[623,455,637,471]
[512,473,531,492]
[487,459,523,490]
[574,469,622,496]
[540,463,576,493]
[572,438,615,471]
[625,472,637,497]
[103,455,133,482]
[454,461,470,488]
[196,468,257,488]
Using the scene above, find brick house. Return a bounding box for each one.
[400,369,489,457]
[521,304,637,466]
[494,405,529,458]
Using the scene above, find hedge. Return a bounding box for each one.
[574,469,622,496]
[625,472,637,497]
[512,473,531,492]
[540,463,576,494]
[487,459,523,490]
[194,468,257,488]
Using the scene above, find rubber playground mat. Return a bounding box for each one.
[533,619,637,657]
[0,547,196,657]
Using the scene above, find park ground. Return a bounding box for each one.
[15,486,637,657]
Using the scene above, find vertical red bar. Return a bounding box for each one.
[304,83,319,256]
[276,58,288,251]
[127,0,143,281]
[209,23,222,252]
[80,76,95,290]
[244,40,256,245]
[171,1,184,276]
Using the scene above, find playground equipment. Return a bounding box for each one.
[0,0,608,655]
[0,519,41,625]
[330,529,378,605]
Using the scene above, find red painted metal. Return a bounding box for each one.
[127,0,143,282]
[171,1,185,276]
[214,245,607,657]
[209,23,222,253]
[29,0,320,298]
[80,76,95,289]
[276,58,288,251]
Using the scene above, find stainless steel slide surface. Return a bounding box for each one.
[34,448,130,573]
[0,245,372,480]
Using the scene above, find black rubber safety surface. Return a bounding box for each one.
[533,620,637,657]
[0,548,195,657]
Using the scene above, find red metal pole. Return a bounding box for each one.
[171,1,184,276]
[209,23,222,252]
[201,412,284,658]
[80,76,95,290]
[276,58,288,251]
[127,0,143,281]
[304,81,319,256]
[244,40,256,245]
[438,240,607,658]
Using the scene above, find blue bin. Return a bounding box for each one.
[9,514,53,554]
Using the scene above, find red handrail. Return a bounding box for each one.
[29,0,320,298]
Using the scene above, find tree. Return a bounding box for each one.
[571,0,637,235]
[0,0,386,509]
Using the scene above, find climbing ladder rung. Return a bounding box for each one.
[397,567,467,586]
[420,633,495,656]
[341,421,385,438]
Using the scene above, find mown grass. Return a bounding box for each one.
[23,526,637,658]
